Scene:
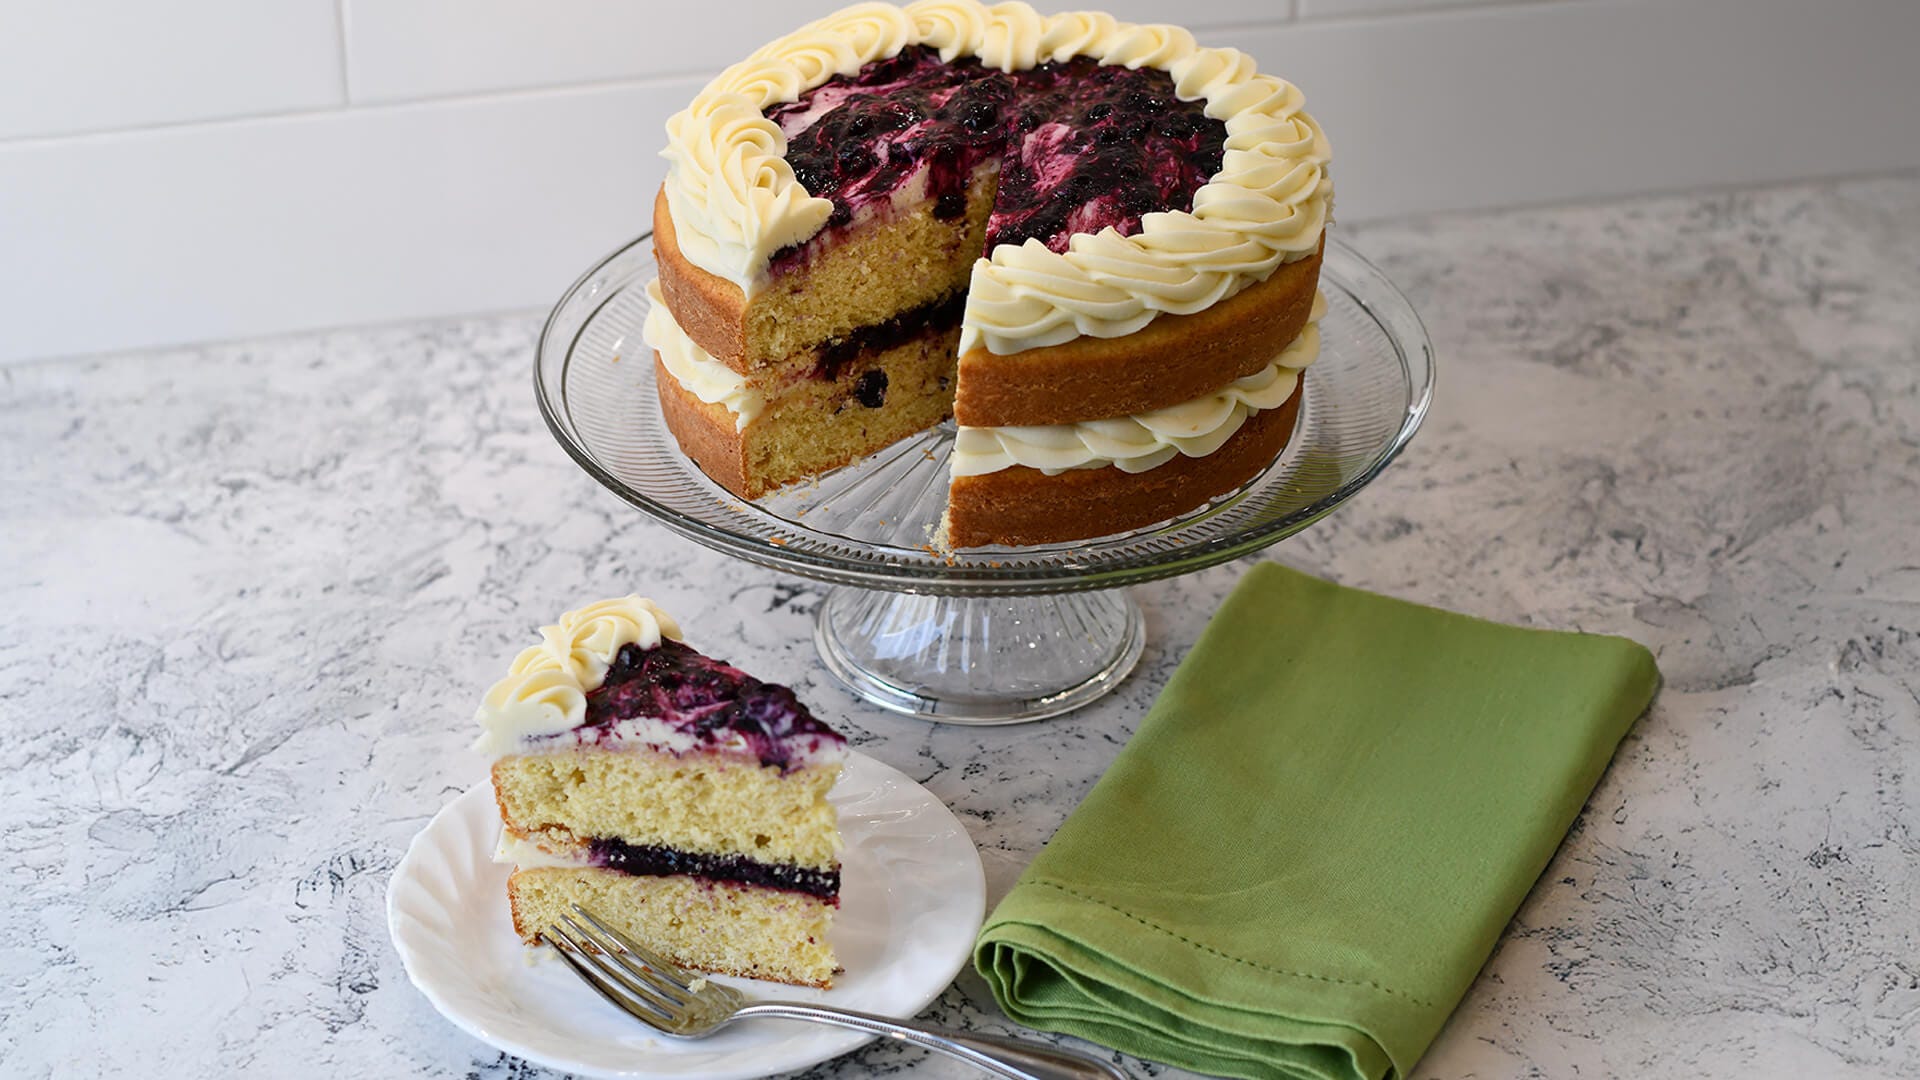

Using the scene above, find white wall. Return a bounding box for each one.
[2,0,1917,363]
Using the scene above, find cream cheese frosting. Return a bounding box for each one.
[951,291,1324,476]
[471,597,682,758]
[660,0,1331,354]
[641,279,766,430]
[494,830,589,869]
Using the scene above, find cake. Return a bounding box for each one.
[472,597,847,987]
[644,0,1332,548]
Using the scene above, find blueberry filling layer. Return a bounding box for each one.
[813,289,966,381]
[764,46,1225,269]
[580,639,842,772]
[588,837,840,901]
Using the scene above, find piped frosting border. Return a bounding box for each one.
[660,0,1331,356]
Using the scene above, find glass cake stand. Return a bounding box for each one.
[535,234,1433,724]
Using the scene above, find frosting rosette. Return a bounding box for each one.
[472,670,588,757]
[471,597,683,756]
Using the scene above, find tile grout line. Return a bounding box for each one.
[334,0,355,103]
[1,6,1359,150]
[0,73,707,151]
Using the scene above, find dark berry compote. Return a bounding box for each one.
[578,639,843,773]
[765,46,1227,269]
[989,56,1226,253]
[587,837,839,900]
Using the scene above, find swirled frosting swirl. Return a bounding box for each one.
[951,291,1325,476]
[472,597,683,757]
[660,0,1331,353]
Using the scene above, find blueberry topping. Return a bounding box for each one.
[934,191,966,219]
[837,144,876,175]
[791,163,829,194]
[582,640,842,772]
[959,98,999,133]
[762,46,1226,265]
[1055,174,1098,203]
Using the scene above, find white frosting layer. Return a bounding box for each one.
[951,291,1324,476]
[641,279,765,430]
[471,597,683,758]
[660,0,1331,354]
[494,830,590,869]
[522,712,847,769]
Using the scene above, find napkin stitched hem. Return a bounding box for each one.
[1028,878,1438,1009]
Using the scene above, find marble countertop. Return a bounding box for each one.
[5,172,1918,1079]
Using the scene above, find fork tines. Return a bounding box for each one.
[544,905,703,1030]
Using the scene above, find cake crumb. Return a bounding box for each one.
[688,977,710,993]
[769,537,788,546]
[610,354,621,364]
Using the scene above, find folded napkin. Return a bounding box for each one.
[975,562,1659,1080]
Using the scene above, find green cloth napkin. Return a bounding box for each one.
[975,562,1659,1080]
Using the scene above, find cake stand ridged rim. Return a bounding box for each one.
[535,232,1433,596]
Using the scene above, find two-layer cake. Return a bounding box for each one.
[644,0,1331,547]
[473,597,846,987]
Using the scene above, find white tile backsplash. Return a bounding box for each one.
[342,0,853,103]
[343,0,1296,105]
[0,81,693,362]
[0,0,343,140]
[1237,0,1920,220]
[3,0,1917,361]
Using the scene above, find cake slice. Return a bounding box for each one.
[472,597,846,987]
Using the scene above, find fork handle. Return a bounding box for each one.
[732,1002,1128,1080]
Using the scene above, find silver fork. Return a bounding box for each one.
[546,905,1128,1080]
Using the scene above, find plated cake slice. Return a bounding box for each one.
[472,597,846,987]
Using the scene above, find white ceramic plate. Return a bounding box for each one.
[387,752,986,1079]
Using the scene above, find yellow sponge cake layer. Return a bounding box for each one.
[492,748,841,871]
[509,867,838,988]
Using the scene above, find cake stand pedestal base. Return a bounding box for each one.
[813,586,1146,725]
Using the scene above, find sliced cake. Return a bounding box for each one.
[472,597,846,987]
[646,0,1332,547]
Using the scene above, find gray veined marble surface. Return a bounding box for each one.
[4,171,1918,1079]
